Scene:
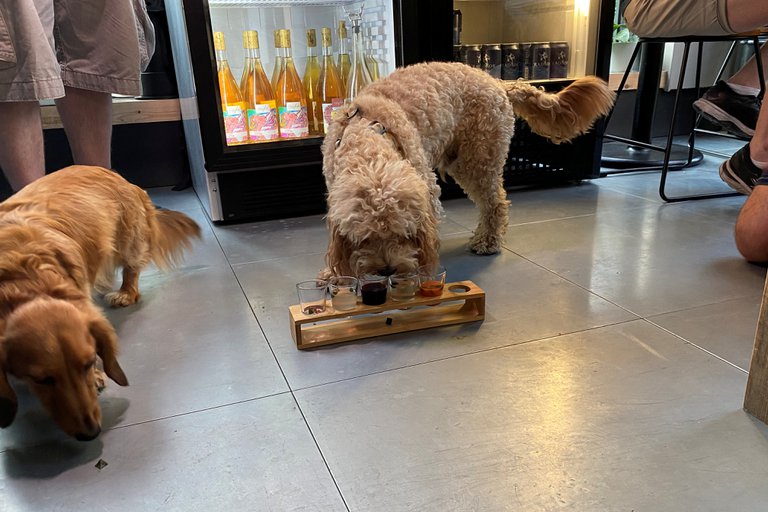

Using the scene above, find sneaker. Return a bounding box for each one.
[692,81,760,140]
[719,143,763,195]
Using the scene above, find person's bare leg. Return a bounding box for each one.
[726,0,768,33]
[0,101,45,191]
[55,86,113,168]
[735,97,768,261]
[735,186,768,262]
[728,44,768,89]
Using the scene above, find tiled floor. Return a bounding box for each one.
[4,143,768,511]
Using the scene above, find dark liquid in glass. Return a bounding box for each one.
[361,282,387,305]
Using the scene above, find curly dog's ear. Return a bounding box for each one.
[415,210,441,271]
[321,103,357,188]
[89,314,129,387]
[0,334,18,428]
[325,221,355,277]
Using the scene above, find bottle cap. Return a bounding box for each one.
[213,31,226,51]
[245,30,259,49]
[306,29,316,47]
[321,27,333,48]
[280,29,292,49]
[338,21,347,39]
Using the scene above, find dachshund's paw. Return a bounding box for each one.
[105,290,140,307]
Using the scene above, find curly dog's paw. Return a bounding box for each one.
[105,290,140,307]
[317,267,333,280]
[470,234,502,255]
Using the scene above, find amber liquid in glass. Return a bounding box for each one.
[239,31,252,93]
[271,29,284,91]
[275,29,309,139]
[303,29,323,135]
[319,27,344,134]
[214,32,248,145]
[241,30,279,142]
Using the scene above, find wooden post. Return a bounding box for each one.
[744,276,768,423]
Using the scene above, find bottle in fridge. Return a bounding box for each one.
[303,29,323,135]
[274,29,309,139]
[241,30,279,142]
[213,31,248,145]
[319,26,345,134]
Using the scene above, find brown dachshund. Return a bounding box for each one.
[0,166,201,440]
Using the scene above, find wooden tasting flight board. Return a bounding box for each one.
[289,280,486,350]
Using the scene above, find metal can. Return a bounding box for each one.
[549,41,570,78]
[501,43,521,80]
[462,44,483,69]
[519,42,532,79]
[531,42,551,80]
[482,44,502,78]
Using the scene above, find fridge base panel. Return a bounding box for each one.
[205,165,328,223]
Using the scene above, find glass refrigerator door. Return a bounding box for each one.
[165,0,418,222]
[207,1,397,147]
[453,0,605,81]
[443,0,612,191]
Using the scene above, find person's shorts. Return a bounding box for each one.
[0,0,155,101]
[623,0,735,38]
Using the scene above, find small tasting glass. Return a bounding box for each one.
[329,276,359,311]
[296,279,328,315]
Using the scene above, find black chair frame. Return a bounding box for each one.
[603,33,765,202]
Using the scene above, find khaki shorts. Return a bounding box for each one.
[624,0,735,38]
[0,0,155,101]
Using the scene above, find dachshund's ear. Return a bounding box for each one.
[89,315,129,387]
[0,336,18,428]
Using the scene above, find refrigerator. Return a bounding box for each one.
[165,0,611,223]
[444,0,613,198]
[165,0,452,222]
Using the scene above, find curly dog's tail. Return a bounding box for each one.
[504,76,615,144]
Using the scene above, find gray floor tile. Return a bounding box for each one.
[444,181,654,231]
[503,201,766,317]
[212,214,330,266]
[649,295,763,371]
[296,320,768,512]
[147,186,203,213]
[3,394,346,512]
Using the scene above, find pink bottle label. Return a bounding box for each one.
[322,98,345,133]
[223,105,247,144]
[278,102,309,138]
[248,102,279,141]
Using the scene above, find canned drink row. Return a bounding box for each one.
[454,41,569,81]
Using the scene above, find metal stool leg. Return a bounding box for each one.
[660,40,739,202]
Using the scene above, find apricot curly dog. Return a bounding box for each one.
[321,61,614,277]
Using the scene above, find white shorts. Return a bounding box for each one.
[0,0,155,101]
